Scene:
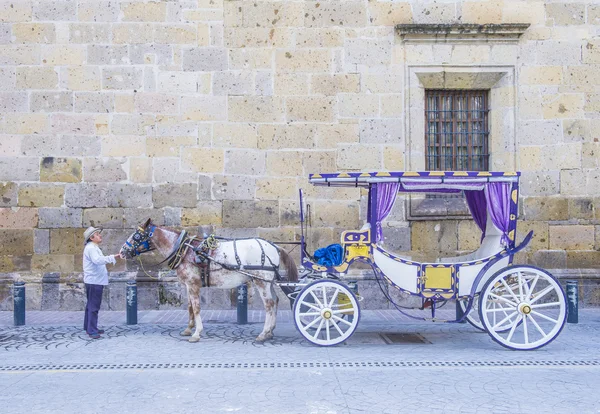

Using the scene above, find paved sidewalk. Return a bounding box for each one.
[1,309,599,413]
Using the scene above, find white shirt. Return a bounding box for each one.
[83,242,116,286]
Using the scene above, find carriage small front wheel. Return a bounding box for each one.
[479,265,567,351]
[293,279,360,346]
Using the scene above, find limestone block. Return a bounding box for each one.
[0,157,39,181]
[59,136,101,157]
[31,255,74,273]
[182,203,223,226]
[517,146,542,171]
[222,200,279,228]
[30,92,73,112]
[582,143,600,168]
[286,96,334,123]
[40,157,82,183]
[584,40,600,64]
[381,226,411,252]
[65,183,112,208]
[383,145,405,171]
[163,207,181,226]
[266,151,303,177]
[0,92,28,113]
[256,177,297,200]
[412,2,455,24]
[134,93,179,114]
[520,66,563,85]
[0,45,40,65]
[108,184,153,208]
[275,49,331,73]
[336,144,380,170]
[359,119,402,144]
[147,136,195,157]
[123,208,164,228]
[50,114,95,135]
[228,48,273,70]
[153,183,198,208]
[0,67,15,91]
[546,2,585,26]
[311,201,360,229]
[33,0,76,20]
[18,183,64,207]
[519,171,560,197]
[0,182,18,207]
[303,151,336,176]
[61,66,101,91]
[0,1,31,22]
[585,93,600,112]
[13,23,55,44]
[304,1,366,28]
[49,228,85,254]
[240,1,303,28]
[181,96,227,121]
[380,95,403,118]
[42,45,85,65]
[78,2,119,22]
[534,41,582,66]
[411,221,458,254]
[102,67,143,90]
[523,197,569,221]
[110,114,154,135]
[113,23,154,44]
[129,158,152,184]
[74,92,114,113]
[0,229,33,255]
[83,208,124,229]
[540,143,581,170]
[129,44,173,66]
[337,94,379,118]
[566,251,600,269]
[274,73,308,95]
[568,198,595,220]
[16,67,58,90]
[229,96,285,123]
[279,200,300,227]
[517,221,549,251]
[38,208,82,228]
[183,47,227,71]
[518,120,562,145]
[368,2,412,26]
[181,148,224,173]
[121,1,166,22]
[345,38,392,66]
[550,225,594,250]
[224,150,265,175]
[224,27,293,48]
[209,123,254,149]
[255,71,273,96]
[154,24,196,44]
[212,175,255,200]
[314,124,359,149]
[296,28,343,48]
[153,158,197,184]
[462,1,503,24]
[258,124,315,149]
[69,24,110,44]
[157,72,198,93]
[361,73,402,94]
[517,87,543,120]
[84,158,127,182]
[560,169,586,196]
[0,208,38,229]
[87,45,128,65]
[20,135,57,157]
[212,71,254,96]
[531,250,567,269]
[34,229,49,255]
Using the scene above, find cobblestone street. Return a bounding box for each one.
[1,309,599,413]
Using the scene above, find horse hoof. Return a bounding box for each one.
[255,335,269,342]
[188,336,200,343]
[180,329,192,336]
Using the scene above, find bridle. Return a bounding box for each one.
[123,224,156,257]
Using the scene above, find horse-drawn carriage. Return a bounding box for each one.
[121,170,567,350]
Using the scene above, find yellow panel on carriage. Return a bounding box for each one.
[423,266,453,289]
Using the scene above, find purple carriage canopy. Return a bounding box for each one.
[308,171,521,249]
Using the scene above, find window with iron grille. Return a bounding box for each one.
[425,90,490,171]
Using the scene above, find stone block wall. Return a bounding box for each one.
[0,0,599,309]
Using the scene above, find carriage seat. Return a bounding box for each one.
[437,217,504,264]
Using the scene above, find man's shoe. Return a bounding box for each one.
[97,329,105,334]
[89,334,101,339]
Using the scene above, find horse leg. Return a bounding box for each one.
[187,283,203,343]
[254,277,277,342]
[180,301,195,337]
[266,282,279,339]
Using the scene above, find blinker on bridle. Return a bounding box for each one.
[124,225,156,257]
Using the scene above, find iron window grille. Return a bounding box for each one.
[425,89,490,171]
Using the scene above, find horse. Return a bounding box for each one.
[119,219,299,343]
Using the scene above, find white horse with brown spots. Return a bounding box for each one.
[120,219,298,343]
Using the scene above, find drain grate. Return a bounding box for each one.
[380,333,431,344]
[0,360,598,372]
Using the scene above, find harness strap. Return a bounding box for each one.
[233,239,242,267]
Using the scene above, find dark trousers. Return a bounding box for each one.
[84,284,104,335]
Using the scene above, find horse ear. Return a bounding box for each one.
[143,218,152,229]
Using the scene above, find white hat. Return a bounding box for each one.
[83,227,102,243]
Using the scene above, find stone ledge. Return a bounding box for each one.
[396,23,530,43]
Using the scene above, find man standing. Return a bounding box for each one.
[83,227,122,339]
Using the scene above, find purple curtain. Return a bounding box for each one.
[465,190,487,241]
[374,182,400,242]
[484,182,512,245]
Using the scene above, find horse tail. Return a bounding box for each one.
[277,247,298,283]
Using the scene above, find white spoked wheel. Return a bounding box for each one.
[461,283,523,333]
[293,279,360,346]
[459,295,485,331]
[479,265,567,351]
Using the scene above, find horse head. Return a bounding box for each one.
[120,218,156,259]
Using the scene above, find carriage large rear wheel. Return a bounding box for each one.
[293,279,360,346]
[479,265,567,350]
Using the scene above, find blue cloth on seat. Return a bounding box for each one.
[314,244,344,266]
